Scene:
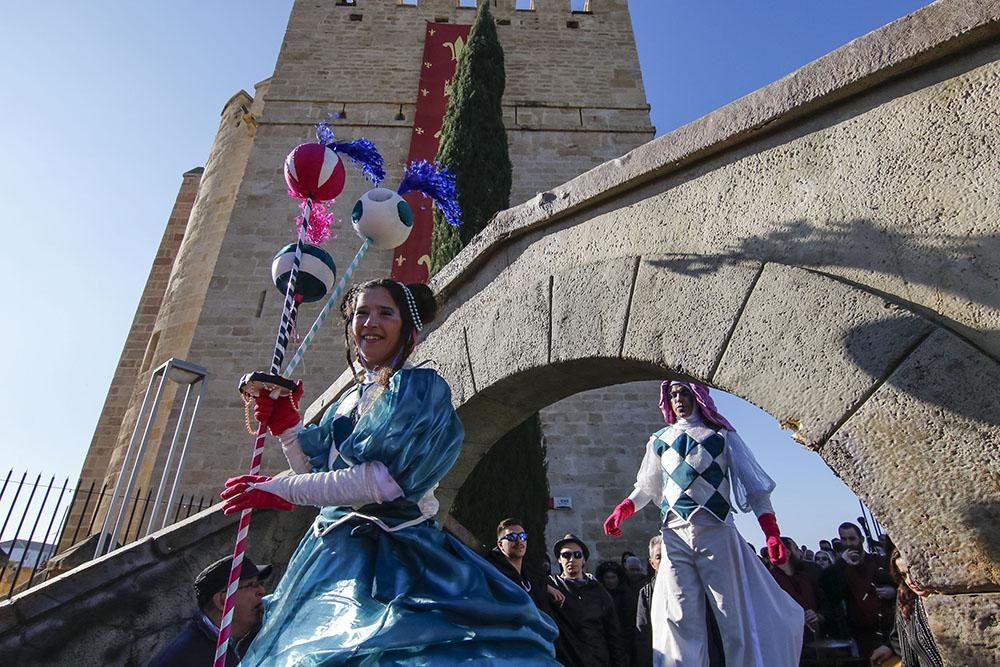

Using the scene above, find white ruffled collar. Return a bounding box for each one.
[674,406,706,429]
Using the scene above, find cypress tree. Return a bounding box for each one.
[435,3,549,568]
[430,0,511,275]
[452,414,550,572]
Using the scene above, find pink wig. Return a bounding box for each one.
[659,381,736,432]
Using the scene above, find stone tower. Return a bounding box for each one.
[71,0,659,561]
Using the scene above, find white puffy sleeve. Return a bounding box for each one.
[275,425,312,474]
[726,430,776,516]
[628,433,663,511]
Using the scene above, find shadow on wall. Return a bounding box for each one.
[650,218,1000,315]
[962,501,1000,581]
[645,222,1000,426]
[844,318,1000,427]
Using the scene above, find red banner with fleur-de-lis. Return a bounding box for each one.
[391,21,471,283]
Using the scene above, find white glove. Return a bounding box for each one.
[250,461,404,508]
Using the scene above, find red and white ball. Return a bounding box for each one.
[351,188,414,250]
[284,143,346,201]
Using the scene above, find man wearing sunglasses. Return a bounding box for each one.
[546,534,628,667]
[486,517,563,614]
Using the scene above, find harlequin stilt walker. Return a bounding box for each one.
[603,382,803,667]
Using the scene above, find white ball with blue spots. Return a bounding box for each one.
[351,188,414,250]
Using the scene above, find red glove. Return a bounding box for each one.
[253,381,303,436]
[603,498,635,536]
[758,513,788,565]
[220,474,294,515]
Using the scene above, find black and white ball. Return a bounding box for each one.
[271,243,337,303]
[351,188,414,250]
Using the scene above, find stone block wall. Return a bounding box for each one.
[76,0,654,519]
[83,87,261,536]
[541,382,665,570]
[0,505,315,666]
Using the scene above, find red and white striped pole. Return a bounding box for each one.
[213,200,311,666]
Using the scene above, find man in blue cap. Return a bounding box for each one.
[148,555,271,667]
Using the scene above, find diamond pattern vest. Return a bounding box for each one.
[654,426,732,521]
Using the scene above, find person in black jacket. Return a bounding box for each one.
[547,534,628,667]
[597,560,638,665]
[148,555,270,667]
[486,517,564,615]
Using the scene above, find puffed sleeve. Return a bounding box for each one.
[295,387,361,472]
[336,368,464,502]
[628,431,664,511]
[726,430,776,516]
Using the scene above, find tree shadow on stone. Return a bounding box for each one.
[844,318,1000,426]
[648,217,1000,313]
[962,501,1000,580]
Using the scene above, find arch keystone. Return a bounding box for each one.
[622,256,762,380]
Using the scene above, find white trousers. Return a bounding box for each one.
[651,515,803,667]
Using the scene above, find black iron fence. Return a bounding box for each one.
[0,469,214,599]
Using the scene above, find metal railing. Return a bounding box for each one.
[0,469,214,599]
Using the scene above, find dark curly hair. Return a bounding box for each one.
[889,548,918,619]
[340,279,438,386]
[595,560,627,590]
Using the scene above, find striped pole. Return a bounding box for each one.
[214,200,312,667]
[283,237,371,377]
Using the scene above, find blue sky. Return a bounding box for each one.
[0,1,930,550]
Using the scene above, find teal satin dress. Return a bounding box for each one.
[240,367,559,665]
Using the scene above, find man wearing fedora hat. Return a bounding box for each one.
[546,534,627,667]
[148,555,271,667]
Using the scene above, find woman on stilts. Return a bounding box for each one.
[222,278,559,665]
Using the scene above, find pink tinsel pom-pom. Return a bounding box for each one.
[295,200,336,245]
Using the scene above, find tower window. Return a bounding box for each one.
[515,0,533,10]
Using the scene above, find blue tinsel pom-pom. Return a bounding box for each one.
[314,121,386,185]
[315,119,337,145]
[397,160,463,227]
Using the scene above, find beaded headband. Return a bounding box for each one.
[396,282,423,332]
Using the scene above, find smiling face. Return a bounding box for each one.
[669,383,695,419]
[352,287,404,369]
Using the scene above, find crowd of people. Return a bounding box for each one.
[477,517,942,667]
[140,274,944,667]
[150,517,942,667]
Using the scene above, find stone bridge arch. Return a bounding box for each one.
[402,255,998,598]
[308,4,1000,657]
